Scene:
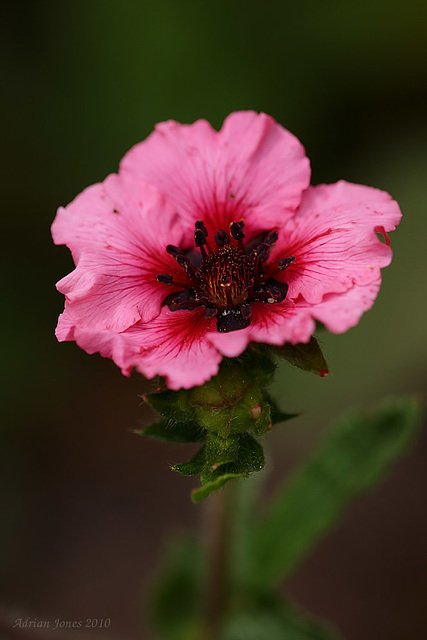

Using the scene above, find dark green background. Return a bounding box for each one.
[1,2,426,638]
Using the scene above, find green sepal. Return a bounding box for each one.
[190,433,265,502]
[272,337,329,376]
[202,433,265,482]
[265,391,299,426]
[171,446,206,475]
[192,392,272,438]
[190,353,275,437]
[202,433,242,474]
[138,419,205,443]
[191,473,244,503]
[144,388,195,422]
[138,350,292,501]
[191,350,275,407]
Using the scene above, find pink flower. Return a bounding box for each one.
[52,111,401,390]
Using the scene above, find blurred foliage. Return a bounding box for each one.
[250,396,422,587]
[149,397,421,639]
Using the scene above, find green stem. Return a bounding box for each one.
[201,482,234,640]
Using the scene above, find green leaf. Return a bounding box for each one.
[172,447,206,475]
[221,596,340,640]
[250,397,422,588]
[273,337,328,376]
[148,537,202,640]
[265,392,299,425]
[138,419,205,443]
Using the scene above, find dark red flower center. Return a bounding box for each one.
[157,220,295,332]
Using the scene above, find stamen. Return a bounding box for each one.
[278,256,295,271]
[264,279,289,304]
[194,228,208,261]
[229,221,245,240]
[157,219,293,333]
[166,244,183,257]
[205,307,217,319]
[195,220,208,236]
[176,254,195,279]
[253,243,269,262]
[264,231,278,246]
[217,308,251,332]
[165,289,196,311]
[220,279,233,307]
[194,228,207,247]
[214,230,230,247]
[241,305,252,319]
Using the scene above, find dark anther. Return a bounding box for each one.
[205,307,217,319]
[240,305,252,319]
[217,308,251,333]
[158,219,294,333]
[264,231,279,246]
[278,256,295,270]
[229,221,245,240]
[194,228,207,247]
[214,229,230,247]
[175,254,195,278]
[165,289,195,311]
[166,244,183,257]
[264,279,289,304]
[253,243,269,262]
[175,254,190,267]
[195,220,208,236]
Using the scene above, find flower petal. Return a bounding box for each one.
[246,302,317,346]
[218,277,382,349]
[206,327,251,358]
[130,308,222,390]
[53,174,185,330]
[56,311,142,376]
[120,111,310,239]
[57,307,222,389]
[270,181,402,304]
[311,279,382,333]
